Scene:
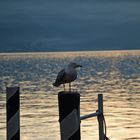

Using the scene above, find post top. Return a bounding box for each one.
[58,91,80,96]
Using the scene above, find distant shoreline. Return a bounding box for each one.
[0,50,140,59]
[0,49,140,55]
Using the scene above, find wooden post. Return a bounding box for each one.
[6,87,20,140]
[58,91,80,140]
[97,94,104,140]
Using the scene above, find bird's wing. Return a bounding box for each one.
[55,69,66,84]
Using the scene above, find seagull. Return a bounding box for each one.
[53,62,82,91]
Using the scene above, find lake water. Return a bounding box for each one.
[0,51,140,140]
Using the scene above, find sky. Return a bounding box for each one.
[0,0,140,52]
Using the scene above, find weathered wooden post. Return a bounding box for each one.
[97,94,104,140]
[58,91,80,140]
[6,87,20,140]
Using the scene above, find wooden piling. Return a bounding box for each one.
[6,87,20,140]
[58,91,80,140]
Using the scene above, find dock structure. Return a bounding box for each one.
[5,87,109,140]
[58,92,108,140]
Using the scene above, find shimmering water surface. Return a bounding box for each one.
[0,51,140,140]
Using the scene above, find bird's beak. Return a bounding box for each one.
[77,64,82,68]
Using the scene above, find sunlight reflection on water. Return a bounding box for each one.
[0,51,140,140]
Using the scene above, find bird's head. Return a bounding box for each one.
[68,62,82,68]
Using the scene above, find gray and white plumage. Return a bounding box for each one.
[53,62,82,88]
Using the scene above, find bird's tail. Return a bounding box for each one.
[53,82,60,87]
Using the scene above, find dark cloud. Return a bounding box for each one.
[0,0,140,52]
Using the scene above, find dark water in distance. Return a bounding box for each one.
[0,51,140,140]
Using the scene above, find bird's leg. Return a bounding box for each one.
[63,84,65,91]
[69,83,71,92]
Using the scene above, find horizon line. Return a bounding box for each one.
[0,49,140,55]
